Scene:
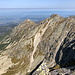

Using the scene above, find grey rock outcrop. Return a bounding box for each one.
[0,14,75,75]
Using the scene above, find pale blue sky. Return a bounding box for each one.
[0,0,75,8]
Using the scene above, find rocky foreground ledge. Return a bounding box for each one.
[0,14,75,75]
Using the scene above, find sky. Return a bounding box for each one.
[0,0,75,9]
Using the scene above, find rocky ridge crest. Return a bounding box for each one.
[0,14,75,75]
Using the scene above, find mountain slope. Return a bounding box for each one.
[0,14,75,75]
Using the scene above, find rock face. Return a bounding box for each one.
[0,14,75,75]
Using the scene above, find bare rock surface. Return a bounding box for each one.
[0,14,75,75]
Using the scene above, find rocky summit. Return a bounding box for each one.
[0,14,75,75]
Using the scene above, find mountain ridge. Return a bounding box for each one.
[0,14,75,75]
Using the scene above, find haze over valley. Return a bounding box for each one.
[0,8,75,39]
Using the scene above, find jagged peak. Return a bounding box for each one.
[25,19,32,22]
[50,14,60,18]
[24,19,35,23]
[19,19,37,25]
[38,14,61,25]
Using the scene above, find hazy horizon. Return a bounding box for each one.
[0,8,75,11]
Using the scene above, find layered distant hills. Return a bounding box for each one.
[0,14,75,75]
